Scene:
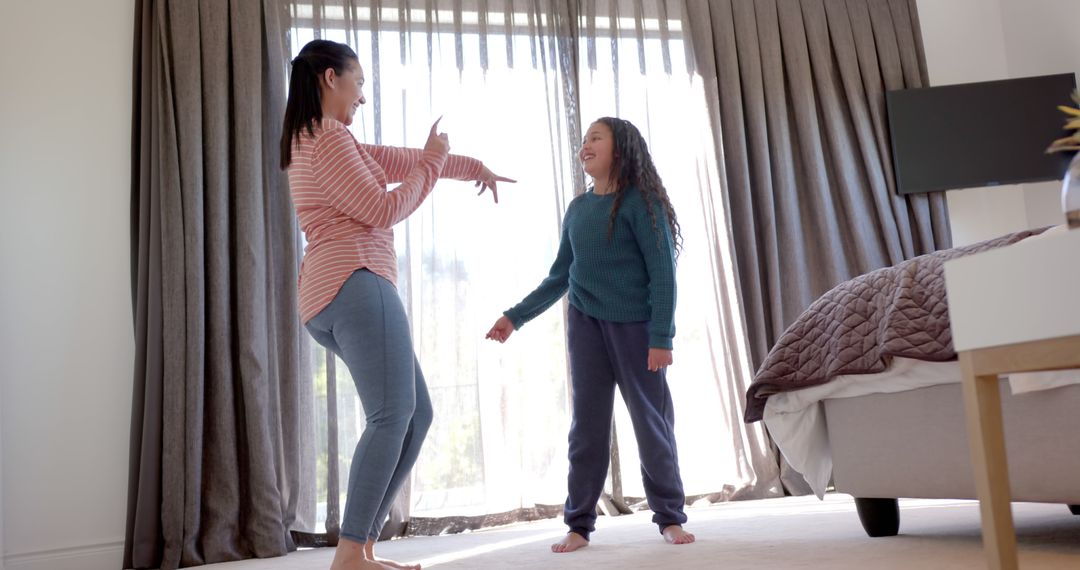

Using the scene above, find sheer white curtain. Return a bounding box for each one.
[287,0,580,536]
[285,0,780,539]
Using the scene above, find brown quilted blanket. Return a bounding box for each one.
[744,228,1047,422]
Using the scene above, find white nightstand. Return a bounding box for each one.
[944,227,1080,570]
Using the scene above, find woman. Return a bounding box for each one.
[281,39,512,570]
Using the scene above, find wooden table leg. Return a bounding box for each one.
[959,352,1018,570]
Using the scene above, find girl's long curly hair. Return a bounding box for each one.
[595,117,683,257]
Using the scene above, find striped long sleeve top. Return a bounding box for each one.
[287,118,483,323]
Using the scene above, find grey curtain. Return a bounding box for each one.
[685,0,952,374]
[125,1,315,568]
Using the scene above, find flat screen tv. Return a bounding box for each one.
[885,73,1076,195]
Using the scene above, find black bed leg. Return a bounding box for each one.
[1069,505,1080,515]
[854,497,900,537]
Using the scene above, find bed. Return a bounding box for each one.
[744,225,1080,537]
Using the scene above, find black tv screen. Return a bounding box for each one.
[886,73,1076,195]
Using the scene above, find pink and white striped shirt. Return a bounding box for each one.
[287,118,483,323]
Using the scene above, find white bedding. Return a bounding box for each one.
[763,358,1080,498]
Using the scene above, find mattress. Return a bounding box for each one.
[763,358,1080,497]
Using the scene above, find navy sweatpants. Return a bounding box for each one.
[563,305,688,539]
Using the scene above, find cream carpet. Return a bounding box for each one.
[203,495,1080,569]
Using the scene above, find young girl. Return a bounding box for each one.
[486,117,693,553]
[281,39,512,570]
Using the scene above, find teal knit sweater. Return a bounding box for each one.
[504,187,677,349]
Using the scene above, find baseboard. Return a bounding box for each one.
[5,541,124,570]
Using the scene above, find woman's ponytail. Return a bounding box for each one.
[279,40,359,169]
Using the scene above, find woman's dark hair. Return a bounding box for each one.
[595,117,683,257]
[279,39,359,169]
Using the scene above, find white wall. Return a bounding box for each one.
[917,0,1077,245]
[916,0,1024,246]
[998,0,1080,230]
[0,1,136,569]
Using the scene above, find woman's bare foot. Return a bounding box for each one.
[364,539,420,570]
[329,538,394,570]
[550,531,589,553]
[662,525,696,545]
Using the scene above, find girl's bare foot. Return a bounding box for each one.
[662,525,696,545]
[551,531,589,553]
[364,539,420,570]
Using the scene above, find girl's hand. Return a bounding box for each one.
[475,165,515,204]
[647,348,673,372]
[486,315,516,343]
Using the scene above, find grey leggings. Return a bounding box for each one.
[305,269,433,542]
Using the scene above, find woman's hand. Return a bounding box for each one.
[486,315,516,343]
[647,348,673,372]
[475,165,515,204]
[425,117,450,155]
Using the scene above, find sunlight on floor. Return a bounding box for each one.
[414,528,568,567]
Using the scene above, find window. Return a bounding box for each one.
[288,0,751,534]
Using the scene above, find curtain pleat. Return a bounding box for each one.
[685,0,951,375]
[125,1,311,567]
